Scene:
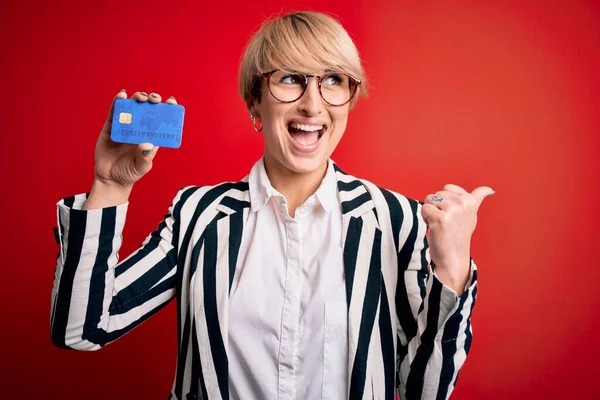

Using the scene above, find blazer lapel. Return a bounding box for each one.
[190,189,250,400]
[334,164,383,400]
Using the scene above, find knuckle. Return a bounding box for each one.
[454,196,466,206]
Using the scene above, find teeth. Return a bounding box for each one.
[290,122,324,132]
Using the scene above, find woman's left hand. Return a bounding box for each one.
[421,184,495,295]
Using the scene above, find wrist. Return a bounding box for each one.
[85,178,133,209]
[432,256,471,295]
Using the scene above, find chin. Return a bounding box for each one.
[282,152,329,175]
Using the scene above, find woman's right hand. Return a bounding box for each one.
[93,90,178,189]
[84,90,178,209]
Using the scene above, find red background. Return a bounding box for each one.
[1,0,599,398]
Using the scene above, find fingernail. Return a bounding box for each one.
[140,91,148,96]
[169,96,176,100]
[488,191,496,196]
[142,149,152,155]
[120,88,126,92]
[150,93,159,98]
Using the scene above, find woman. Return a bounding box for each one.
[50,10,492,400]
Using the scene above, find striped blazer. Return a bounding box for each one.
[50,162,478,400]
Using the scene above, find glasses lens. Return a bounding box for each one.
[320,72,356,106]
[268,71,306,102]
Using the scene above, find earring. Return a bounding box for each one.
[251,114,263,132]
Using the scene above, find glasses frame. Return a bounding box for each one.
[262,69,361,107]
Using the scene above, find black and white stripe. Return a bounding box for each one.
[51,162,478,400]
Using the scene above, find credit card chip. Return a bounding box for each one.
[118,112,133,124]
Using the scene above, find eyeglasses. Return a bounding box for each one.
[262,70,361,107]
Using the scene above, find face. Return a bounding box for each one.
[252,69,352,177]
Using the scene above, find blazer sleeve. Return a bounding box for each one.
[395,197,478,400]
[50,188,186,351]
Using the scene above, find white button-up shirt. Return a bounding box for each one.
[228,158,348,400]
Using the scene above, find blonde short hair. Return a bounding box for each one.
[238,11,368,112]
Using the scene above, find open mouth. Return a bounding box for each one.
[287,122,326,146]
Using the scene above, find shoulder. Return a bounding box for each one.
[169,178,250,220]
[345,174,428,254]
[362,179,425,234]
[333,164,422,217]
[338,171,427,255]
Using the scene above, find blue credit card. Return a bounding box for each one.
[110,98,185,148]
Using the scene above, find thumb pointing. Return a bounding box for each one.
[471,186,495,205]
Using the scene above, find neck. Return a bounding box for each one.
[263,154,328,217]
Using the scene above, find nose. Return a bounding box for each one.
[297,78,323,116]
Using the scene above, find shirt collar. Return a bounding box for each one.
[248,157,337,214]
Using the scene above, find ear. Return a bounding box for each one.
[249,102,262,120]
[248,75,264,113]
[348,86,361,111]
